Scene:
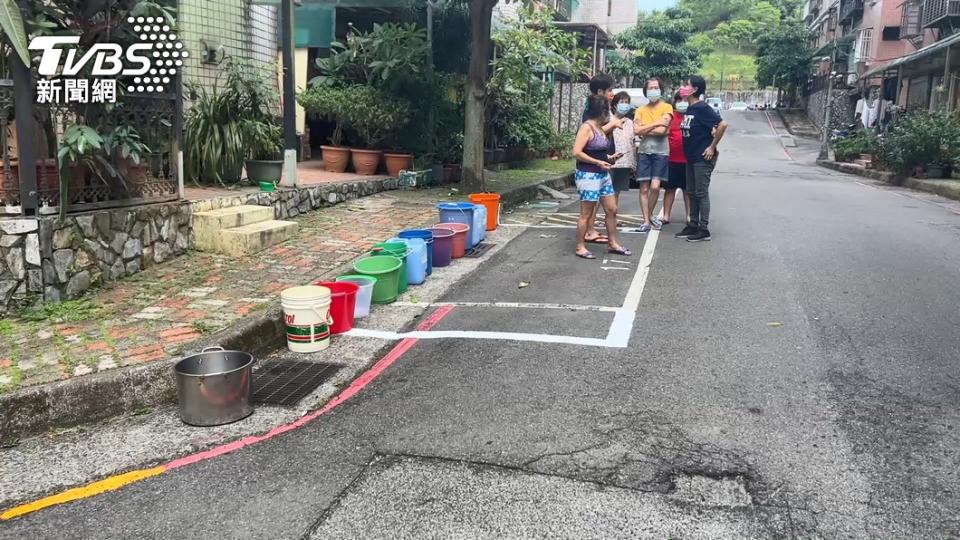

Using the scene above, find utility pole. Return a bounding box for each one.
[818,41,837,161]
[280,0,298,186]
[426,0,439,158]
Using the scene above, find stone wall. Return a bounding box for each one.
[0,202,190,312]
[805,88,855,132]
[190,178,399,218]
[0,220,41,312]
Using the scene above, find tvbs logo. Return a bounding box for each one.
[29,16,187,104]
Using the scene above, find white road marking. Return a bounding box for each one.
[390,301,622,313]
[601,267,630,271]
[346,328,611,348]
[606,259,632,265]
[605,228,661,347]
[350,226,662,349]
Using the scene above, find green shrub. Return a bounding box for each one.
[877,111,960,173]
[342,86,412,149]
[833,129,875,162]
[297,86,353,146]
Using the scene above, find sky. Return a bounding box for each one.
[639,0,678,11]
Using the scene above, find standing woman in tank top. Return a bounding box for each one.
[571,95,632,259]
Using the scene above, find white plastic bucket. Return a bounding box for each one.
[335,275,377,318]
[280,285,333,353]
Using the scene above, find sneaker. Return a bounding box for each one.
[675,225,698,238]
[686,229,712,242]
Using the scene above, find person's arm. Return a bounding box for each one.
[703,119,728,161]
[600,116,624,134]
[634,113,672,136]
[573,124,611,169]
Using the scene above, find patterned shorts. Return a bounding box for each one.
[575,170,615,202]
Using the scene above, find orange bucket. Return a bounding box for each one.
[469,192,501,231]
[435,223,469,258]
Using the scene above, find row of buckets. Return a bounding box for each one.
[280,193,502,353]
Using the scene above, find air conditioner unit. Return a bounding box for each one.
[847,73,859,85]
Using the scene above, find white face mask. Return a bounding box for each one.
[676,101,689,113]
[647,89,661,101]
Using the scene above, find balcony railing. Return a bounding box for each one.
[0,79,181,216]
[901,0,924,38]
[839,0,864,23]
[922,0,960,29]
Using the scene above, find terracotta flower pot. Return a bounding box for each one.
[383,153,413,177]
[321,145,351,173]
[351,148,382,176]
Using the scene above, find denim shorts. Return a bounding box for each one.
[636,153,669,183]
[575,170,615,202]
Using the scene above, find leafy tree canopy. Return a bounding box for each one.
[609,9,702,86]
[755,20,814,90]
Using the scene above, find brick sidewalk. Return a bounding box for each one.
[0,189,442,393]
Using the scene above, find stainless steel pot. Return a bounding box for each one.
[174,346,255,426]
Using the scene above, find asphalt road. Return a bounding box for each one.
[4,111,960,539]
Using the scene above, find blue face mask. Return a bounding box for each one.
[676,101,689,113]
[616,103,631,115]
[647,89,661,101]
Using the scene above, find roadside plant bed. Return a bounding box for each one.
[875,111,960,177]
[833,130,877,163]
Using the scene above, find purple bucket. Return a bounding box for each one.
[429,227,455,268]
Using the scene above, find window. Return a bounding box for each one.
[882,26,900,40]
[855,28,873,62]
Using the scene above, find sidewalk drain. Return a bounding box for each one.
[252,360,342,407]
[669,472,754,508]
[465,243,496,258]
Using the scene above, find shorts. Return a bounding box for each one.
[575,170,615,202]
[636,153,669,183]
[610,168,633,192]
[664,162,687,190]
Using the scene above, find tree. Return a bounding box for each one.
[609,8,702,87]
[755,21,814,107]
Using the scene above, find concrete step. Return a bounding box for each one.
[854,159,873,169]
[193,205,275,252]
[218,220,298,256]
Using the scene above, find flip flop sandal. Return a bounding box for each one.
[608,247,633,256]
[575,251,597,260]
[584,236,609,244]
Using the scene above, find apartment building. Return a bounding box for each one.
[804,0,960,121]
[571,0,637,36]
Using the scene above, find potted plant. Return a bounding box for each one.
[297,85,352,173]
[344,86,411,175]
[104,125,151,195]
[241,119,283,190]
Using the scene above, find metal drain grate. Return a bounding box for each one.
[252,360,342,407]
[465,242,495,258]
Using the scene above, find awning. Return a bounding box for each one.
[861,31,960,79]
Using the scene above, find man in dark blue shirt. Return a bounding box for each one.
[676,75,728,242]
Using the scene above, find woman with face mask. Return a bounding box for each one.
[633,77,673,233]
[659,90,691,226]
[608,92,636,204]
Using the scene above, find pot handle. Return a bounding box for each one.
[201,346,225,352]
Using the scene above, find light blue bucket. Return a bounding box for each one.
[388,237,427,285]
[471,204,486,247]
[437,202,476,250]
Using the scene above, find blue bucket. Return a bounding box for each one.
[389,236,427,285]
[471,204,486,247]
[398,229,434,275]
[437,202,476,250]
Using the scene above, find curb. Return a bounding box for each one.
[817,160,960,203]
[777,109,820,140]
[499,172,574,210]
[0,174,573,441]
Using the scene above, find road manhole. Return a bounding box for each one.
[252,360,341,406]
[670,472,753,508]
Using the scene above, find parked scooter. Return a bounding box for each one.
[830,123,858,143]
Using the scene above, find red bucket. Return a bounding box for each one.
[313,281,359,334]
[435,223,469,258]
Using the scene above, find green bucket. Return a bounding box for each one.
[353,255,403,304]
[371,242,408,295]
